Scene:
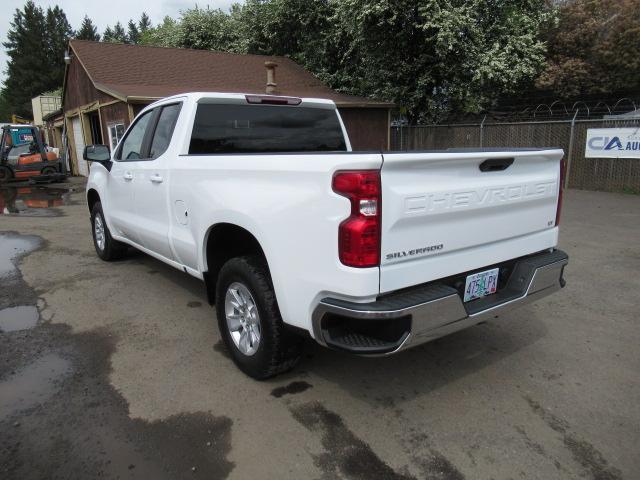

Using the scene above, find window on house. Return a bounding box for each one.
[108,123,126,150]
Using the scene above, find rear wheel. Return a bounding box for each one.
[41,166,57,175]
[215,255,302,379]
[91,201,128,261]
[0,166,12,182]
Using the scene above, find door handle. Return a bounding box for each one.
[479,158,514,172]
[123,172,133,180]
[150,174,163,183]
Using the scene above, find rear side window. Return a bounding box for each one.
[189,104,347,154]
[150,103,182,159]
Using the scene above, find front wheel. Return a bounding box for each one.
[215,255,302,379]
[91,201,128,261]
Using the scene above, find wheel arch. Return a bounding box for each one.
[203,222,270,305]
[87,188,100,213]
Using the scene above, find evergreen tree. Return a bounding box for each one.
[104,22,127,43]
[138,12,152,34]
[2,1,51,117]
[127,19,140,44]
[112,22,127,43]
[44,6,73,90]
[103,25,114,42]
[0,92,12,122]
[76,15,100,41]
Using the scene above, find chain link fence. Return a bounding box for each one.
[391,118,640,192]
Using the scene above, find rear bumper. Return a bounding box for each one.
[312,249,568,355]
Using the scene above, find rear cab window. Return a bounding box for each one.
[189,103,347,154]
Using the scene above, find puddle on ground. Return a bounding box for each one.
[0,232,41,277]
[0,186,71,216]
[0,305,39,332]
[0,353,72,420]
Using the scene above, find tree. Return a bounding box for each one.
[175,7,245,51]
[140,16,178,46]
[103,25,114,42]
[536,0,640,98]
[127,19,140,44]
[44,6,73,90]
[138,12,152,34]
[113,22,127,43]
[239,0,333,73]
[104,22,127,43]
[128,0,556,121]
[76,15,100,41]
[325,0,553,121]
[140,7,246,51]
[2,1,51,117]
[0,93,11,122]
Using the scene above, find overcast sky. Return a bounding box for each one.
[0,0,237,85]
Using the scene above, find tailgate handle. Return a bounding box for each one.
[479,158,514,172]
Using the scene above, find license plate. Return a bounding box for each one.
[463,268,499,302]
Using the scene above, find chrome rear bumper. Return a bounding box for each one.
[312,249,568,355]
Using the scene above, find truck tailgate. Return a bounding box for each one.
[379,149,563,293]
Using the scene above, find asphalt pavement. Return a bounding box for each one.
[1,179,638,479]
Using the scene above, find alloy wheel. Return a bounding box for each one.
[94,214,105,251]
[224,282,261,356]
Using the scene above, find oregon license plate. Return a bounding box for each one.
[463,268,499,302]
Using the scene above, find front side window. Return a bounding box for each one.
[150,104,182,159]
[189,104,347,154]
[117,110,154,160]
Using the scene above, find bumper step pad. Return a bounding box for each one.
[324,331,409,353]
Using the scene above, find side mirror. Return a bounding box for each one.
[83,145,112,171]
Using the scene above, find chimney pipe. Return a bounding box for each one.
[265,61,277,94]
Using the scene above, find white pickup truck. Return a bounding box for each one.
[85,92,568,379]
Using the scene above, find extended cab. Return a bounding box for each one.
[85,92,568,379]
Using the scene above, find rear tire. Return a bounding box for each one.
[215,255,302,379]
[41,166,57,175]
[91,201,128,261]
[0,166,12,182]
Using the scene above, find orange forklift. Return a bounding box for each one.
[0,124,64,182]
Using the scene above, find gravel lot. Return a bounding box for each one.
[1,180,638,479]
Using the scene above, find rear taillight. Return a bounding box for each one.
[555,158,565,226]
[332,170,381,267]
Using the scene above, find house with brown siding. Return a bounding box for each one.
[62,40,393,176]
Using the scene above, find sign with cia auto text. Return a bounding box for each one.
[585,127,640,159]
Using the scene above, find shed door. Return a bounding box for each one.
[72,117,88,176]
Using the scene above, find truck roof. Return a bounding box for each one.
[147,92,337,110]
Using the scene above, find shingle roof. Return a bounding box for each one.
[69,40,392,108]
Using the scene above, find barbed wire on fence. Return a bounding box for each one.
[390,116,640,193]
[430,96,640,124]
